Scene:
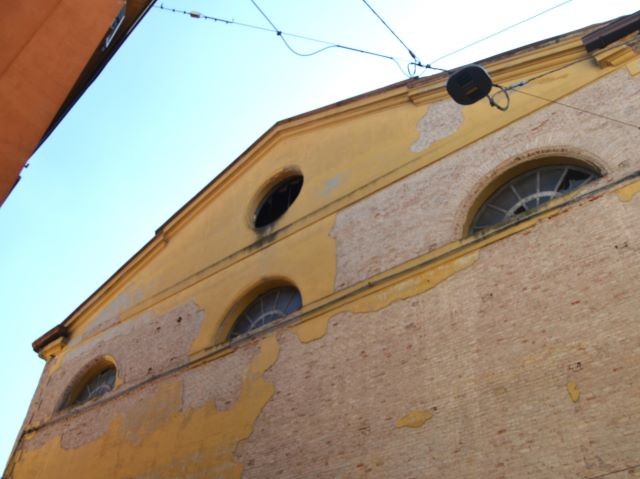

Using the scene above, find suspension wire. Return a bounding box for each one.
[160,4,640,135]
[248,0,410,75]
[505,35,640,91]
[360,0,420,63]
[358,0,456,75]
[513,89,640,130]
[457,32,640,112]
[429,0,573,65]
[486,34,640,113]
[416,0,576,78]
[248,0,279,32]
[155,3,410,76]
[155,2,467,77]
[157,2,637,85]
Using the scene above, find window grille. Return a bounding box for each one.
[72,366,116,406]
[230,286,302,339]
[471,165,599,233]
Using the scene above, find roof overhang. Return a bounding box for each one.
[0,0,155,207]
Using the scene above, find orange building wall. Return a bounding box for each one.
[0,0,123,204]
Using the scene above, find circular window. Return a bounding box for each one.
[254,175,303,228]
[471,165,599,233]
[229,286,302,340]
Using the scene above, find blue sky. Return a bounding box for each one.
[1,0,636,467]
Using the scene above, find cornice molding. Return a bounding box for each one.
[35,24,640,351]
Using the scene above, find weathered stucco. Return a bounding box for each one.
[332,69,640,288]
[28,301,203,425]
[74,285,145,343]
[411,99,464,153]
[11,336,279,478]
[7,30,640,479]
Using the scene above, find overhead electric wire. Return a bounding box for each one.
[412,0,577,77]
[513,89,640,130]
[248,0,279,33]
[247,0,341,58]
[360,0,419,63]
[480,33,640,119]
[505,35,640,91]
[157,0,640,124]
[482,34,640,125]
[156,3,410,76]
[157,3,640,169]
[248,0,410,74]
[358,0,455,76]
[357,0,579,77]
[427,0,573,66]
[159,0,574,79]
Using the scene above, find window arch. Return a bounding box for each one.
[63,358,117,409]
[470,164,600,234]
[228,286,302,340]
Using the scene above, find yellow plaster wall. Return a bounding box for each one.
[10,140,640,479]
[105,102,428,302]
[61,34,630,345]
[8,243,481,478]
[47,214,337,378]
[10,336,279,479]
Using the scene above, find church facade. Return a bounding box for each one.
[5,13,640,479]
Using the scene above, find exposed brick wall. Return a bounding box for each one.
[332,69,640,289]
[237,191,640,479]
[25,301,203,430]
[11,65,640,479]
[18,182,640,476]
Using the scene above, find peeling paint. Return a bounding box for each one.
[290,251,478,343]
[9,335,280,479]
[395,410,433,428]
[616,179,640,202]
[288,312,334,344]
[79,285,145,343]
[121,381,182,446]
[410,100,463,153]
[46,302,203,382]
[188,215,337,356]
[350,252,478,314]
[13,35,640,479]
[567,382,580,402]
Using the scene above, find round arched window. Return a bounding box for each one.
[254,175,303,228]
[71,365,116,406]
[470,165,599,234]
[229,286,302,340]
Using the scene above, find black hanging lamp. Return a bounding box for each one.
[446,64,493,105]
[446,64,510,112]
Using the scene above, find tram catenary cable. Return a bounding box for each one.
[157,1,579,79]
[513,89,640,130]
[425,0,573,68]
[156,3,413,76]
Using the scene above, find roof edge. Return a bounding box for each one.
[36,0,156,152]
[32,11,640,353]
